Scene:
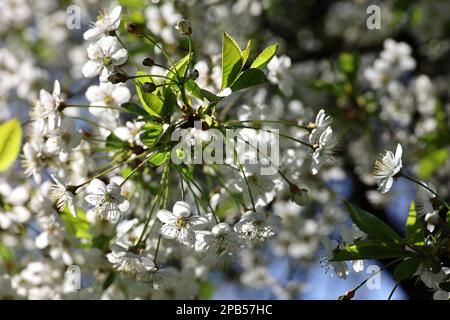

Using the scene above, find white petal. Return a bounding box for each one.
[86,179,107,195]
[189,216,209,230]
[83,27,104,41]
[173,201,191,217]
[82,61,103,78]
[395,143,403,162]
[112,86,131,104]
[352,260,364,273]
[53,80,61,97]
[85,194,102,206]
[118,199,129,212]
[111,48,128,66]
[160,224,179,240]
[109,6,122,24]
[378,176,393,193]
[157,209,176,224]
[98,36,118,55]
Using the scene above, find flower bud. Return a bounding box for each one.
[290,185,309,206]
[107,71,128,84]
[142,57,155,67]
[125,21,141,34]
[175,19,192,36]
[141,82,157,93]
[187,69,199,80]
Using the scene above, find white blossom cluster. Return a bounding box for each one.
[1,0,449,301]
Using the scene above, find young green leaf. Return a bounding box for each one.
[148,152,168,166]
[165,54,190,85]
[230,68,267,92]
[134,71,163,117]
[393,257,421,282]
[332,240,410,261]
[406,201,424,244]
[345,201,404,245]
[250,44,278,69]
[241,40,252,66]
[185,79,204,101]
[0,118,22,172]
[221,32,243,89]
[139,122,163,148]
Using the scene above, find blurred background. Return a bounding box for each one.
[1,0,449,300]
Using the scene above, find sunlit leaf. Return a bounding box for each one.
[221,32,243,89]
[345,201,404,245]
[0,118,22,172]
[250,44,278,69]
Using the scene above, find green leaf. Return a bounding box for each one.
[200,89,221,102]
[338,52,359,82]
[221,32,243,89]
[345,201,404,245]
[120,102,151,118]
[185,80,204,100]
[418,148,448,179]
[166,54,190,85]
[230,68,268,91]
[106,132,128,150]
[0,243,14,263]
[250,44,278,69]
[118,0,145,9]
[406,201,424,244]
[148,152,168,166]
[241,40,252,66]
[198,281,215,299]
[61,208,92,241]
[140,122,163,148]
[161,87,176,121]
[0,118,22,172]
[134,71,163,117]
[332,240,410,261]
[393,258,421,281]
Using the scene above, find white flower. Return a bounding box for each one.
[234,211,281,243]
[85,82,130,109]
[22,141,43,184]
[83,6,122,41]
[321,237,349,279]
[309,109,332,143]
[45,118,81,162]
[267,55,293,95]
[49,174,77,218]
[195,223,241,265]
[85,179,129,223]
[31,80,63,134]
[82,36,128,82]
[310,126,338,175]
[340,224,365,272]
[373,143,403,193]
[107,243,156,277]
[114,121,145,147]
[157,201,208,246]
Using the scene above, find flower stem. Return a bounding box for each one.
[400,173,450,210]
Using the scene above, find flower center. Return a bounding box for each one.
[176,217,188,230]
